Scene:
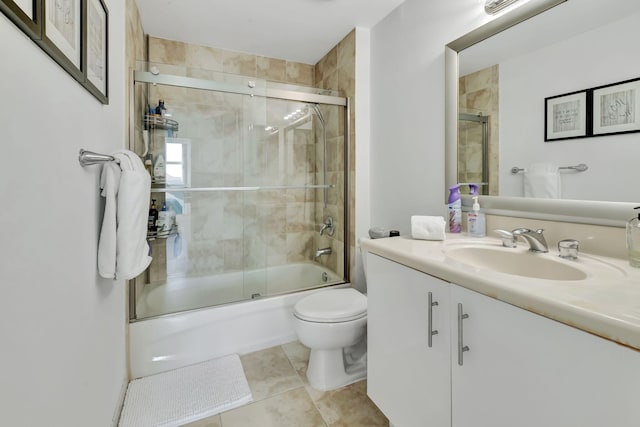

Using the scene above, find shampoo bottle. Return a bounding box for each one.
[448,184,462,233]
[148,199,158,233]
[157,201,170,237]
[154,154,166,179]
[467,196,486,237]
[626,206,640,267]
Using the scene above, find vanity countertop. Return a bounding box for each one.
[361,235,640,351]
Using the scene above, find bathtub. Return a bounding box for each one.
[129,262,346,379]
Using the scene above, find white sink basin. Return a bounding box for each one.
[444,240,626,281]
[446,246,586,280]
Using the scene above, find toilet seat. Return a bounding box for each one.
[294,288,367,323]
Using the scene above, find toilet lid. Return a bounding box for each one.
[294,288,367,323]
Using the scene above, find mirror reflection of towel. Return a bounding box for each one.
[524,163,561,198]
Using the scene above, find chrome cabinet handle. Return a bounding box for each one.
[457,303,470,366]
[428,292,439,348]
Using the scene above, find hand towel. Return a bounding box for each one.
[524,163,561,198]
[411,216,446,241]
[98,150,152,280]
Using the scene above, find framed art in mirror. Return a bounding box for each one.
[544,91,588,141]
[0,0,42,39]
[592,77,640,136]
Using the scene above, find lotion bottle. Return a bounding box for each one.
[467,196,486,237]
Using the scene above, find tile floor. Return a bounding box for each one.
[183,341,389,427]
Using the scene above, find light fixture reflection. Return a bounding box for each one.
[485,0,520,14]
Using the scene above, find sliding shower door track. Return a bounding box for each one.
[150,184,335,193]
[134,71,347,106]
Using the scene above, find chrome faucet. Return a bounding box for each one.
[493,229,518,248]
[315,247,332,259]
[512,228,549,253]
[319,216,335,236]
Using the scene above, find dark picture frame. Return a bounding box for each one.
[0,0,42,39]
[38,0,83,81]
[2,0,108,103]
[82,0,108,103]
[592,77,640,137]
[544,90,589,141]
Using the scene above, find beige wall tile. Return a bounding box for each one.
[257,56,287,82]
[148,36,186,64]
[337,30,356,69]
[185,44,224,72]
[286,62,315,86]
[223,51,257,76]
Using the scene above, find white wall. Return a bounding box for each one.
[0,1,128,425]
[370,0,490,234]
[499,9,640,202]
[353,26,371,291]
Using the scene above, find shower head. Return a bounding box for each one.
[308,103,326,126]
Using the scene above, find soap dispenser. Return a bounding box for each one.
[467,196,486,237]
[626,206,640,267]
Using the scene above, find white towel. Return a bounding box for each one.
[524,163,561,199]
[98,150,152,280]
[411,216,446,241]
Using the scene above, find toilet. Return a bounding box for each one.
[293,288,368,391]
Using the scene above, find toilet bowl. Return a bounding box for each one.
[293,288,367,391]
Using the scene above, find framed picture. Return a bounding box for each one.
[82,0,108,103]
[0,0,42,39]
[544,91,588,141]
[592,77,640,136]
[38,0,83,80]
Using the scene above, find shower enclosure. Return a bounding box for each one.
[458,112,490,195]
[129,63,349,320]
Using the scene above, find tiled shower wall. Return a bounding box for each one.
[125,0,147,305]
[458,64,499,195]
[314,30,356,280]
[141,36,348,283]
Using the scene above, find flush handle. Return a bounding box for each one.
[428,292,439,348]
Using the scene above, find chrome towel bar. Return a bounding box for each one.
[79,149,119,166]
[510,163,588,174]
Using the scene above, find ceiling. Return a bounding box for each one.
[135,0,405,65]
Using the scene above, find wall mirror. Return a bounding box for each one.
[445,0,640,226]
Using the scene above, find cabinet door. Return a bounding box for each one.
[451,284,640,427]
[367,254,451,427]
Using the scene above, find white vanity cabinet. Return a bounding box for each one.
[367,253,452,427]
[367,253,640,427]
[450,283,640,427]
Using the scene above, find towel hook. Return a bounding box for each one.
[79,149,118,167]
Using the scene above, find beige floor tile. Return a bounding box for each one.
[180,414,222,427]
[282,340,311,375]
[311,380,388,427]
[282,342,388,426]
[240,345,303,401]
[221,387,327,427]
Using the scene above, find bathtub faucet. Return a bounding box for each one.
[315,247,332,259]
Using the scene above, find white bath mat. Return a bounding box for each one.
[119,354,252,427]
